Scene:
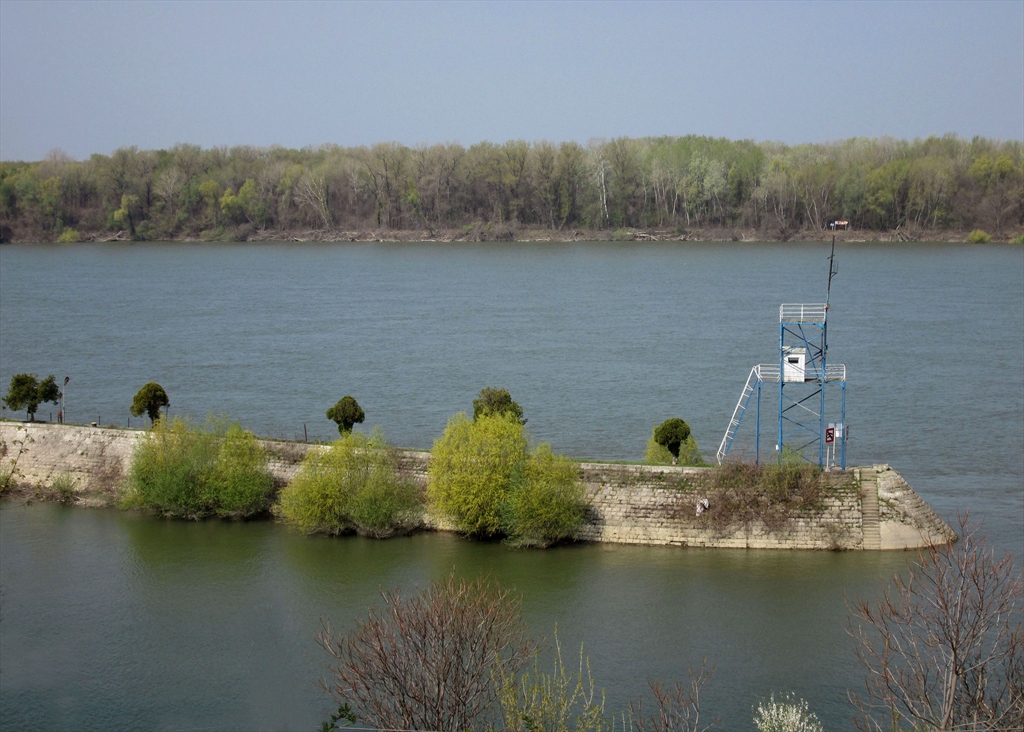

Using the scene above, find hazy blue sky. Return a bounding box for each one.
[1,0,1021,161]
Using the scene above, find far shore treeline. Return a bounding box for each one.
[0,134,1021,244]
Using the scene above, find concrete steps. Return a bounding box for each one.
[859,471,882,550]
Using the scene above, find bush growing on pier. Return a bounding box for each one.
[653,418,691,464]
[645,430,703,466]
[428,412,585,546]
[687,462,849,536]
[276,428,421,538]
[504,444,586,548]
[122,416,274,519]
[429,413,529,537]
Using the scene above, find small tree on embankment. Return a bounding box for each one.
[130,382,170,424]
[326,395,365,434]
[472,386,526,424]
[3,373,60,421]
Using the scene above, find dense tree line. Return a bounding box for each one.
[1,134,1020,242]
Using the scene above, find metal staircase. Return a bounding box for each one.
[716,364,778,464]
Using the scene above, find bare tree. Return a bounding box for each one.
[317,573,537,731]
[295,171,333,229]
[154,167,184,215]
[629,660,720,732]
[849,515,1023,731]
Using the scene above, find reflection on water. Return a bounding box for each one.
[2,503,914,731]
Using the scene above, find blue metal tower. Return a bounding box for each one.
[717,241,847,469]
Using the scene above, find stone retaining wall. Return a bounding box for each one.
[0,422,955,550]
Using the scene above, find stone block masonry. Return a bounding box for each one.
[0,423,956,550]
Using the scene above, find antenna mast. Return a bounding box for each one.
[825,234,838,313]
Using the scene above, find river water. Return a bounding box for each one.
[1,241,1022,730]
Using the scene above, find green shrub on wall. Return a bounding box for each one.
[428,412,585,546]
[277,429,421,538]
[505,444,586,547]
[693,461,851,535]
[122,416,274,519]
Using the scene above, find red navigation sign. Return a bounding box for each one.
[825,427,835,443]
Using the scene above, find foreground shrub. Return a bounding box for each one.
[967,228,992,243]
[122,416,274,519]
[627,661,720,732]
[428,412,585,545]
[318,573,536,731]
[499,633,609,732]
[849,515,1023,731]
[276,429,420,537]
[753,693,823,732]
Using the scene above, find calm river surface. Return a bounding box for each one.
[1,241,1022,730]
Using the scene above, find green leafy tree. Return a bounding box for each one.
[472,386,526,424]
[428,412,585,544]
[198,179,222,225]
[326,395,365,434]
[2,373,60,421]
[112,193,141,237]
[219,187,244,224]
[429,412,528,537]
[130,382,169,424]
[653,418,692,465]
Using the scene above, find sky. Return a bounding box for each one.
[0,0,1021,161]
